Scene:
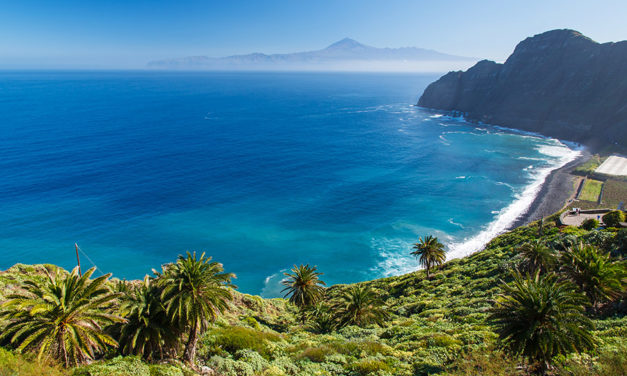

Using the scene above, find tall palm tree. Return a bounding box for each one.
[490,272,594,373]
[335,285,388,328]
[156,252,235,364]
[282,264,326,323]
[282,264,326,308]
[411,235,446,278]
[117,276,180,360]
[0,267,122,367]
[560,242,626,311]
[517,240,556,274]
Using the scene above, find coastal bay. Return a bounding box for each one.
[0,71,580,295]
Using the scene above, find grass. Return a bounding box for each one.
[575,178,627,210]
[601,179,627,209]
[578,179,603,202]
[0,347,67,376]
[573,155,602,176]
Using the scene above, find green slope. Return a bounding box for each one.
[1,214,625,376]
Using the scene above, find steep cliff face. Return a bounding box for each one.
[418,29,627,148]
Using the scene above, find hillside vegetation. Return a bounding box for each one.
[0,213,625,376]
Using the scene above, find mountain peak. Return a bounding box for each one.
[325,38,367,50]
[517,29,596,50]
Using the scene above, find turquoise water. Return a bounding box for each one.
[0,71,579,296]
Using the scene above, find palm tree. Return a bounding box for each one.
[490,272,594,373]
[560,242,626,311]
[548,234,578,252]
[517,240,556,274]
[411,235,446,278]
[117,276,180,360]
[0,267,123,367]
[335,285,389,328]
[156,252,235,364]
[306,303,338,334]
[281,264,326,319]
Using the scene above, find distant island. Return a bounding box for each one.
[418,29,627,150]
[147,38,477,72]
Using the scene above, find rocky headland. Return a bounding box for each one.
[418,29,627,149]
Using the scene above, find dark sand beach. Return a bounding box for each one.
[512,149,591,228]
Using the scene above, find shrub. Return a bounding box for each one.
[348,358,390,375]
[149,364,184,376]
[580,218,599,230]
[200,326,280,360]
[555,345,627,376]
[428,334,462,348]
[412,361,445,376]
[261,366,287,376]
[448,351,520,375]
[583,230,614,251]
[242,316,262,330]
[0,347,66,376]
[613,229,627,256]
[328,340,391,358]
[73,356,150,376]
[602,211,626,228]
[235,350,270,373]
[208,356,255,376]
[298,346,334,363]
[561,226,588,236]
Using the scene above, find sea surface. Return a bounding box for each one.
[0,71,579,296]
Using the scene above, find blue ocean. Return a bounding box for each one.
[0,71,579,296]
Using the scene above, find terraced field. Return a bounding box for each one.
[579,179,603,202]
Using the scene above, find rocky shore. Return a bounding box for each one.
[512,149,591,228]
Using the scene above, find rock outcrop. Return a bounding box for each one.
[418,29,627,148]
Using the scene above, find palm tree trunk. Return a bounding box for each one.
[58,329,69,368]
[183,320,199,364]
[300,307,307,325]
[426,264,430,279]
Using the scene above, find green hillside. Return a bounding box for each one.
[0,214,625,376]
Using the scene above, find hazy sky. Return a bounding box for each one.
[2,0,626,68]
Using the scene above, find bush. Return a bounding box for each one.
[200,326,280,360]
[348,358,390,375]
[0,347,66,376]
[412,361,445,376]
[298,346,334,363]
[208,356,255,376]
[580,218,599,230]
[149,364,184,376]
[614,229,627,256]
[555,345,627,376]
[602,211,626,228]
[448,351,520,375]
[73,357,150,376]
[561,226,588,236]
[583,230,614,251]
[428,334,462,348]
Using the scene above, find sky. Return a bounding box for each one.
[1,0,626,69]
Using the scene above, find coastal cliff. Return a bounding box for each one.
[418,29,627,148]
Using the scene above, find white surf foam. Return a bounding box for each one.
[445,140,580,260]
[495,181,516,191]
[371,233,456,276]
[260,269,288,298]
[448,218,465,228]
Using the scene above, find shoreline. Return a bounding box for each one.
[510,148,591,228]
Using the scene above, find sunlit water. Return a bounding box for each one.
[0,71,579,296]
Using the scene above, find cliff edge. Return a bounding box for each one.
[418,29,627,148]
